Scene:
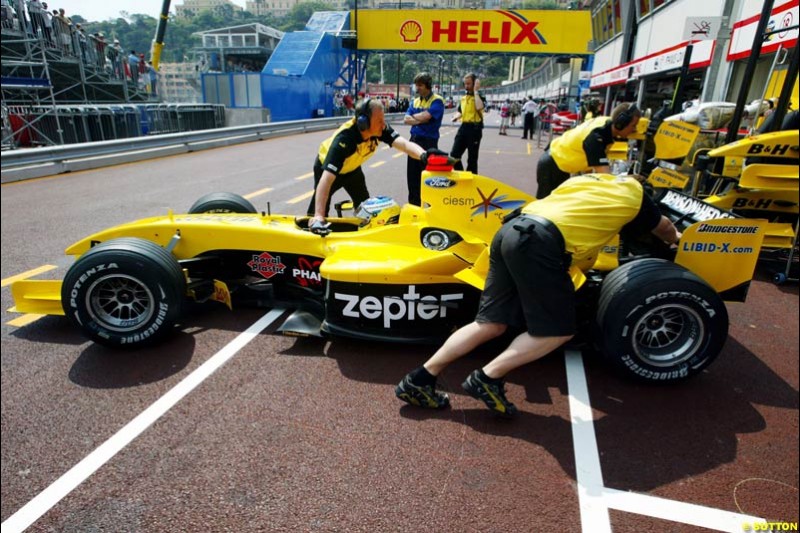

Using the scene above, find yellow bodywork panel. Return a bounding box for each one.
[11,280,65,316]
[607,142,628,161]
[739,163,799,190]
[648,167,690,189]
[675,219,766,293]
[707,130,799,159]
[653,121,701,160]
[762,222,797,249]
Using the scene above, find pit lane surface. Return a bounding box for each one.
[1,121,798,532]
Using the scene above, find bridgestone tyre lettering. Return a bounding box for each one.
[596,258,728,383]
[188,192,257,214]
[61,238,186,347]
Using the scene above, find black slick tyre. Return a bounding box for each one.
[596,259,728,383]
[61,238,186,347]
[188,192,256,214]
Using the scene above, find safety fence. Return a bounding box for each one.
[2,103,226,148]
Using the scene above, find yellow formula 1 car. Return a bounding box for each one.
[11,156,766,383]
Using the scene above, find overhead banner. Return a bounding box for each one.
[353,9,592,55]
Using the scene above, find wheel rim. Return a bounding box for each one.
[631,304,705,367]
[86,274,155,332]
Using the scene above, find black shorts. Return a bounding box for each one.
[475,215,575,336]
[535,151,571,199]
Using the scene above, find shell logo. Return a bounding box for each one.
[400,20,423,43]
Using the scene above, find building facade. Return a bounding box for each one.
[175,0,244,18]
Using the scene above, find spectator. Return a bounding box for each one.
[54,8,72,55]
[450,73,485,173]
[28,0,45,38]
[107,39,122,78]
[510,99,521,127]
[404,72,445,206]
[40,2,53,44]
[521,96,537,140]
[94,32,106,70]
[128,50,139,83]
[342,92,354,114]
[499,99,510,135]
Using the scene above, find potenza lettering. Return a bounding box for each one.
[335,285,463,328]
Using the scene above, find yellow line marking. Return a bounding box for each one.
[286,190,314,204]
[243,187,273,200]
[2,265,57,288]
[369,161,386,168]
[392,152,405,159]
[7,314,45,327]
[294,172,314,181]
[527,143,531,155]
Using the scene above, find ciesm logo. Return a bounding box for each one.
[424,177,457,189]
[334,285,463,328]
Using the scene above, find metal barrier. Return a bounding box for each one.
[2,103,226,148]
[0,115,370,182]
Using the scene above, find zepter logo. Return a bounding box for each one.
[400,20,422,43]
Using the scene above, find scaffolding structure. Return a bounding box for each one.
[1,0,156,148]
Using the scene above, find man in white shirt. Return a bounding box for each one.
[521,96,537,139]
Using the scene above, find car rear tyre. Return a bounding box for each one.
[189,192,257,214]
[61,238,186,347]
[596,258,728,383]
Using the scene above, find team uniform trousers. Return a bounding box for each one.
[307,158,370,216]
[406,134,439,206]
[451,123,483,174]
[476,215,575,336]
[535,150,571,199]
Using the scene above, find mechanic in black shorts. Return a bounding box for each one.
[307,98,428,235]
[396,174,681,417]
[536,102,642,199]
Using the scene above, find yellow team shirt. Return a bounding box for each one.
[523,175,644,268]
[459,93,484,123]
[549,116,612,173]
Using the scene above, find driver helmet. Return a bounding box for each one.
[355,196,401,228]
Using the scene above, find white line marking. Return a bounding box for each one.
[0,308,284,533]
[602,488,767,533]
[565,350,612,533]
[565,350,768,533]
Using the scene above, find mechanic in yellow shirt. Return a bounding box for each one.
[536,102,642,199]
[307,98,428,234]
[396,174,680,417]
[449,73,485,173]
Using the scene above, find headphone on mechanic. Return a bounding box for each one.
[356,97,373,132]
[613,103,640,130]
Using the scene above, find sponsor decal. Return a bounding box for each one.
[431,11,547,45]
[746,143,796,156]
[660,190,735,221]
[293,257,322,287]
[681,242,755,254]
[424,177,457,189]
[69,263,119,308]
[120,302,169,344]
[334,285,464,328]
[400,20,423,43]
[470,187,527,218]
[697,223,759,234]
[443,196,475,206]
[247,252,286,279]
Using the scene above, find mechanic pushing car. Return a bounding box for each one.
[396,173,681,418]
[535,102,642,199]
[307,98,429,235]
